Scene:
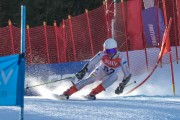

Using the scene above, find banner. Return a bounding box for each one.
[142,7,165,47]
[127,0,144,50]
[0,54,24,106]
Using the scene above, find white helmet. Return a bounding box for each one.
[103,38,117,54]
[103,38,117,49]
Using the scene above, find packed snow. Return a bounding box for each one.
[0,60,180,120]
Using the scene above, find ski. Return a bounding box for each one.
[52,94,69,100]
[82,95,96,100]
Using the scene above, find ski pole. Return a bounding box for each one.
[125,81,136,87]
[25,76,75,89]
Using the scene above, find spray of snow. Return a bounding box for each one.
[26,60,180,100]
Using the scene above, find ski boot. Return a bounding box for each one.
[85,84,104,100]
[53,93,69,100]
[54,85,78,100]
[84,94,96,100]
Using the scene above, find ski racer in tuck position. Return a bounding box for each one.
[59,38,132,100]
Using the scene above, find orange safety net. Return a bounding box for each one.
[0,26,13,56]
[0,0,179,74]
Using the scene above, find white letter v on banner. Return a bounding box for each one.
[1,69,14,85]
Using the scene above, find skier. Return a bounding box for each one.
[59,38,132,100]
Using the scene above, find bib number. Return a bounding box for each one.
[103,66,115,75]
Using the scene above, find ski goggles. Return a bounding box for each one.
[105,48,117,54]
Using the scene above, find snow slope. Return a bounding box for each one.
[0,96,180,120]
[0,61,180,120]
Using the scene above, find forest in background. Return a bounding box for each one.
[0,0,103,27]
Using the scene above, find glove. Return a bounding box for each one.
[115,82,125,95]
[115,74,132,95]
[75,63,88,80]
[76,69,87,80]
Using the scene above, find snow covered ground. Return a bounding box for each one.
[1,96,180,120]
[1,60,180,120]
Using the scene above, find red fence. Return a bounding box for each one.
[0,0,179,69]
[0,4,110,64]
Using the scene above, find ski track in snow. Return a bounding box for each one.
[1,96,180,120]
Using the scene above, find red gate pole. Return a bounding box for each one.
[155,0,161,46]
[169,46,176,95]
[8,19,15,54]
[62,19,67,62]
[155,0,163,68]
[139,0,149,70]
[176,0,180,46]
[68,15,77,61]
[103,1,110,38]
[43,21,50,63]
[26,25,33,64]
[85,9,94,56]
[121,0,130,68]
[54,20,60,63]
[162,0,176,95]
[172,0,179,64]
